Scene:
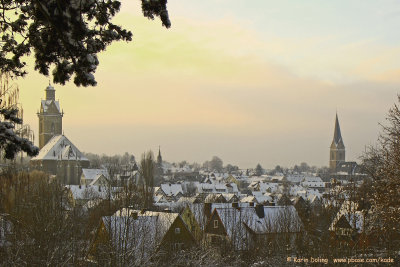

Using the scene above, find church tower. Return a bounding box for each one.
[330,113,345,172]
[37,84,63,149]
[157,146,163,166]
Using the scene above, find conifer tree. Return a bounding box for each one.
[0,0,170,86]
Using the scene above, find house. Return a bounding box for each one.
[221,193,240,203]
[204,193,227,203]
[196,183,239,195]
[177,195,203,204]
[90,209,196,265]
[249,181,280,194]
[286,174,304,184]
[154,194,169,204]
[301,176,325,192]
[329,201,367,248]
[30,135,90,185]
[204,204,302,251]
[226,183,239,194]
[240,195,257,206]
[65,185,121,206]
[81,168,109,186]
[159,183,184,201]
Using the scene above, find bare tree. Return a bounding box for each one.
[140,151,156,209]
[361,95,400,253]
[0,169,86,265]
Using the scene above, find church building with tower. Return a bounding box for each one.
[329,113,363,178]
[330,113,345,171]
[30,84,90,185]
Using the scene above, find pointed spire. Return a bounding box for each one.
[157,146,162,165]
[332,113,345,148]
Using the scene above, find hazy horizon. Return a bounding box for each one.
[16,0,400,169]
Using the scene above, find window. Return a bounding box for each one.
[213,220,218,228]
[175,227,180,234]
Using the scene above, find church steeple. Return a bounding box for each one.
[38,83,63,149]
[330,113,345,171]
[157,146,162,165]
[331,113,345,149]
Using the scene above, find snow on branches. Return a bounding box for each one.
[0,75,38,159]
[0,0,170,87]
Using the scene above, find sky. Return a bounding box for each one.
[16,0,400,169]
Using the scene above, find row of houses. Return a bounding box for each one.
[89,202,304,264]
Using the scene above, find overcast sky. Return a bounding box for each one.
[17,0,400,168]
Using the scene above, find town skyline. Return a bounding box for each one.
[16,0,400,168]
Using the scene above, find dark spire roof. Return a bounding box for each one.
[331,113,345,149]
[157,146,162,164]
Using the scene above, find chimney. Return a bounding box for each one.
[164,208,171,213]
[131,211,138,220]
[255,204,265,219]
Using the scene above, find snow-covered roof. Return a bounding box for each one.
[160,183,183,197]
[302,181,325,188]
[31,135,89,162]
[245,206,302,233]
[215,184,227,190]
[154,194,168,203]
[88,174,109,186]
[227,183,239,193]
[196,183,231,194]
[41,99,61,113]
[82,168,109,180]
[114,209,179,232]
[286,174,305,183]
[221,193,237,202]
[213,205,302,250]
[240,195,257,203]
[66,185,108,200]
[259,182,279,193]
[302,176,323,183]
[204,193,225,203]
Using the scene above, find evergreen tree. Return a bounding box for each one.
[0,0,170,86]
[0,74,38,159]
[255,163,263,176]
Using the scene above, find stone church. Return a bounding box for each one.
[30,84,89,185]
